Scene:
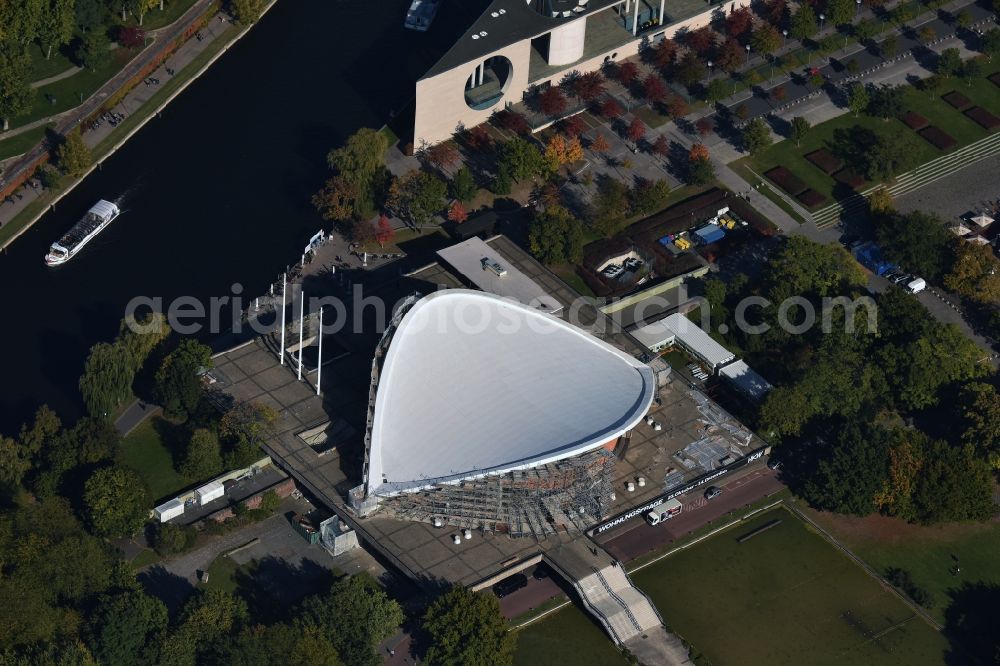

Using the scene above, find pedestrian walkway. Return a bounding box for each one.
[30,65,84,89]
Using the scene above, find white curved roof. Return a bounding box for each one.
[366,290,655,496]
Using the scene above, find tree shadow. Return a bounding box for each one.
[139,565,196,616]
[233,555,337,625]
[943,581,1000,665]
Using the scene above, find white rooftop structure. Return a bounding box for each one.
[365,290,655,496]
[632,313,736,371]
[437,237,563,314]
[970,213,994,228]
[719,361,773,401]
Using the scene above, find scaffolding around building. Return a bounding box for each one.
[379,449,616,539]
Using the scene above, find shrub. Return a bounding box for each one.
[901,111,929,130]
[805,149,844,175]
[918,126,957,150]
[796,188,827,207]
[764,166,808,195]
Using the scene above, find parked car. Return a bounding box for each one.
[492,573,528,598]
[906,277,926,294]
[705,486,723,500]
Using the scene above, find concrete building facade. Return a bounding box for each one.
[414,0,745,147]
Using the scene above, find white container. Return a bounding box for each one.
[452,534,462,545]
[463,528,472,540]
[195,481,225,506]
[154,499,184,522]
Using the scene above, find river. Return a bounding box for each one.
[0,0,468,433]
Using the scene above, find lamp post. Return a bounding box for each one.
[819,12,825,31]
[782,29,788,47]
[745,43,751,64]
[856,0,861,17]
[707,60,713,80]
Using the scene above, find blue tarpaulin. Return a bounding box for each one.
[694,225,725,244]
[853,242,896,275]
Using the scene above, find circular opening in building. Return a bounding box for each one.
[464,56,513,111]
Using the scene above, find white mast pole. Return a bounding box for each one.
[316,306,323,396]
[279,273,286,365]
[297,296,305,380]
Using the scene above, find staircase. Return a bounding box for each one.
[546,541,691,664]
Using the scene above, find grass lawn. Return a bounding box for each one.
[632,506,950,666]
[0,123,53,161]
[27,46,79,83]
[804,508,1000,625]
[119,417,193,501]
[202,555,251,595]
[549,262,595,297]
[731,66,1000,210]
[11,47,143,130]
[514,604,629,666]
[131,548,161,569]
[122,0,200,31]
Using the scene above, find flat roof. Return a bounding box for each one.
[422,0,621,79]
[718,360,773,401]
[633,314,736,368]
[437,236,563,314]
[367,290,655,496]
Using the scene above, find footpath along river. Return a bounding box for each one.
[0,0,468,431]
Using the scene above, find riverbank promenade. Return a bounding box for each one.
[0,0,262,248]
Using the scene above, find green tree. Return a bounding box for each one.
[789,4,819,41]
[937,47,962,76]
[119,311,170,373]
[958,382,1000,468]
[867,83,904,120]
[944,241,1000,303]
[298,573,403,666]
[847,82,869,117]
[750,24,781,56]
[76,29,111,71]
[802,424,891,515]
[219,401,277,468]
[83,466,149,536]
[629,178,671,215]
[56,129,93,177]
[704,78,729,104]
[230,0,265,23]
[325,127,390,219]
[449,166,477,202]
[422,585,515,666]
[0,44,33,130]
[220,623,342,666]
[589,176,630,237]
[880,34,898,58]
[181,428,223,479]
[177,588,249,644]
[38,0,76,59]
[960,57,983,86]
[789,116,811,146]
[0,435,31,492]
[874,210,952,281]
[528,205,584,265]
[497,137,547,181]
[154,339,212,420]
[827,0,854,26]
[910,441,994,523]
[982,28,1000,61]
[742,116,772,156]
[853,18,881,43]
[490,165,512,195]
[85,590,167,666]
[152,521,198,555]
[79,341,135,417]
[75,0,105,32]
[832,125,919,181]
[393,171,447,226]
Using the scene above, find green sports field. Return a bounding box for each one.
[514,604,629,666]
[631,507,951,666]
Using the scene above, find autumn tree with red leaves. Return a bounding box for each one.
[616,61,640,86]
[423,142,460,170]
[627,118,647,143]
[696,117,714,136]
[572,71,606,101]
[642,74,669,104]
[117,26,146,48]
[771,85,787,102]
[591,133,610,152]
[650,38,678,71]
[665,95,689,118]
[560,114,587,137]
[465,125,492,152]
[716,38,745,73]
[447,201,468,223]
[726,7,753,39]
[599,98,624,119]
[652,134,669,155]
[493,109,531,135]
[537,86,568,117]
[686,27,717,56]
[376,214,395,246]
